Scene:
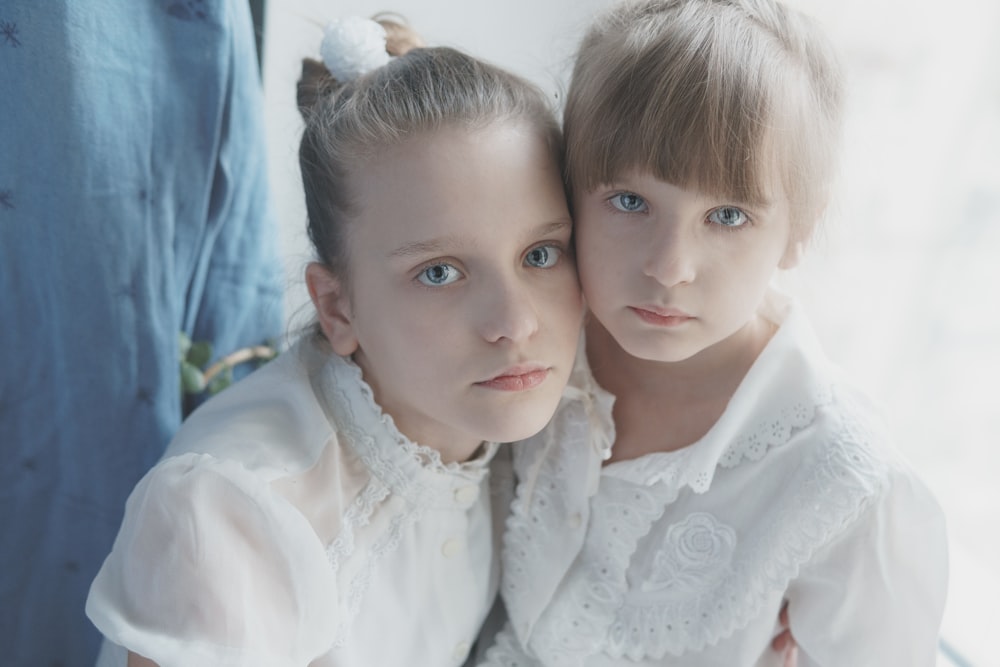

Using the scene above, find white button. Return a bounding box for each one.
[441,538,462,558]
[568,512,582,529]
[454,485,479,506]
[452,641,470,660]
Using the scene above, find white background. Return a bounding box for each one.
[261,1,1000,664]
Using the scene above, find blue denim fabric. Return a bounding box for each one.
[0,1,284,664]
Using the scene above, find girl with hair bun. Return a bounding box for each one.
[86,14,583,667]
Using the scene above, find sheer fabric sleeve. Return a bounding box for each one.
[86,453,339,667]
[785,467,948,667]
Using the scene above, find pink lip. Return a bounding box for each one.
[630,305,693,327]
[476,364,550,391]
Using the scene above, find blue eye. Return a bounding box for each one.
[708,206,748,228]
[525,244,561,269]
[610,192,647,213]
[417,263,462,286]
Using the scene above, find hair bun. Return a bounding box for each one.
[320,17,391,82]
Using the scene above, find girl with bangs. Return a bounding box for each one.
[479,0,948,665]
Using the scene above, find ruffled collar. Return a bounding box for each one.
[303,335,499,509]
[562,333,617,465]
[585,291,835,493]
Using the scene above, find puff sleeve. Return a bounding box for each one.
[86,453,339,667]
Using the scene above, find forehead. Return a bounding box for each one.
[348,124,569,253]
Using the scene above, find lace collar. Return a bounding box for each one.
[303,336,499,509]
[589,292,835,493]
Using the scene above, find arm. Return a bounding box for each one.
[785,469,948,666]
[86,454,339,667]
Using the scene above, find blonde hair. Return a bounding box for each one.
[564,0,843,225]
[297,15,563,279]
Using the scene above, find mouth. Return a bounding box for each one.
[475,364,551,391]
[630,305,693,327]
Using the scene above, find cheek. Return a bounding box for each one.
[721,254,776,306]
[575,235,612,289]
[532,272,585,329]
[559,282,586,328]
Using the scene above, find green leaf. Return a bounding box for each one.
[180,361,206,394]
[207,366,234,395]
[186,341,213,369]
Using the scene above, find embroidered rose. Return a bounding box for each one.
[641,512,736,596]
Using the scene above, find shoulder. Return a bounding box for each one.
[166,337,342,477]
[772,370,945,555]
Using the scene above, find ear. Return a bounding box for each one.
[305,262,359,356]
[778,220,816,270]
[778,238,805,270]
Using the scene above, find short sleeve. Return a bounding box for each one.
[785,467,949,667]
[86,453,339,667]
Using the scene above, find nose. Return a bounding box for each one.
[476,276,540,344]
[643,222,696,287]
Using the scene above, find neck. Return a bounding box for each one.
[585,314,776,460]
[433,439,488,465]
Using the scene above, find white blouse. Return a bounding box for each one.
[86,335,506,667]
[480,295,949,667]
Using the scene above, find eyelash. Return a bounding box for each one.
[415,262,463,287]
[524,242,567,268]
[709,206,752,231]
[606,192,647,214]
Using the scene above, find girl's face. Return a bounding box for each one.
[311,123,583,462]
[574,171,802,365]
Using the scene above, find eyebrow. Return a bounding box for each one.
[389,236,461,259]
[388,218,572,259]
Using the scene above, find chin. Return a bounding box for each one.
[623,340,700,364]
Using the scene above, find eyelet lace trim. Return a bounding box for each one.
[499,398,594,641]
[717,383,835,471]
[527,477,679,664]
[525,395,888,661]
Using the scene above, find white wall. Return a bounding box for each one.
[260,2,1000,663]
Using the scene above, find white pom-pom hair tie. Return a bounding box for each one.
[320,17,391,82]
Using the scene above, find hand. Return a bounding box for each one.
[771,602,798,667]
